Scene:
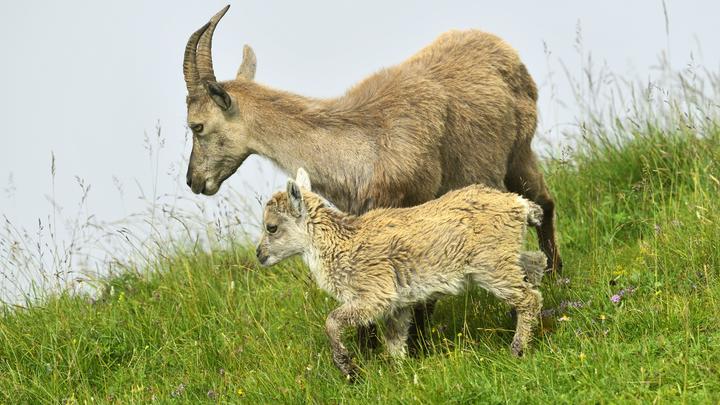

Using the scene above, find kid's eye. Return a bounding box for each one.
[190,123,204,133]
[266,224,278,234]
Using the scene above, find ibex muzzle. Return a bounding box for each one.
[183,5,256,195]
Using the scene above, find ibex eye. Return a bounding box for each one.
[191,123,204,133]
[266,224,278,234]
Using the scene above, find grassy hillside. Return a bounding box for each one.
[1,126,719,403]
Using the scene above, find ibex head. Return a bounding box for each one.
[256,168,314,266]
[183,5,257,195]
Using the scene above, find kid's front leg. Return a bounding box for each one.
[325,305,367,382]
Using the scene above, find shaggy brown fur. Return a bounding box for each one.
[256,169,544,381]
[183,5,562,349]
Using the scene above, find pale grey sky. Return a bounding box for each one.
[0,1,718,278]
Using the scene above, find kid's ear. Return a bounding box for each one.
[295,167,312,190]
[286,179,305,217]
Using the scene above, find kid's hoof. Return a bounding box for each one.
[345,370,360,384]
[341,363,361,383]
[511,340,524,357]
[333,353,360,383]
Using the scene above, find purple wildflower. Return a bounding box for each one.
[611,285,636,304]
[555,277,571,287]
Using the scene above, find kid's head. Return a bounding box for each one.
[256,168,313,266]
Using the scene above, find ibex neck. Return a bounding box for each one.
[302,199,358,297]
[229,81,377,211]
[303,193,357,241]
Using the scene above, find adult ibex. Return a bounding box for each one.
[182,5,562,350]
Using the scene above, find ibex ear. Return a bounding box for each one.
[286,179,305,217]
[295,167,312,190]
[236,45,257,81]
[205,81,232,111]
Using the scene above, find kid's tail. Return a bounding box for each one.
[526,200,543,227]
[520,251,547,286]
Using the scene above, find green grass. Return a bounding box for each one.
[1,127,719,403]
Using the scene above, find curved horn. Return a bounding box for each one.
[183,22,210,94]
[197,5,231,83]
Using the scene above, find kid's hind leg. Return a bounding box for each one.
[508,287,542,356]
[407,300,436,356]
[471,264,543,356]
[520,251,548,287]
[383,307,413,358]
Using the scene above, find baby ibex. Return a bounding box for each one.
[256,169,544,381]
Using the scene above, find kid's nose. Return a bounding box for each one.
[256,247,268,265]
